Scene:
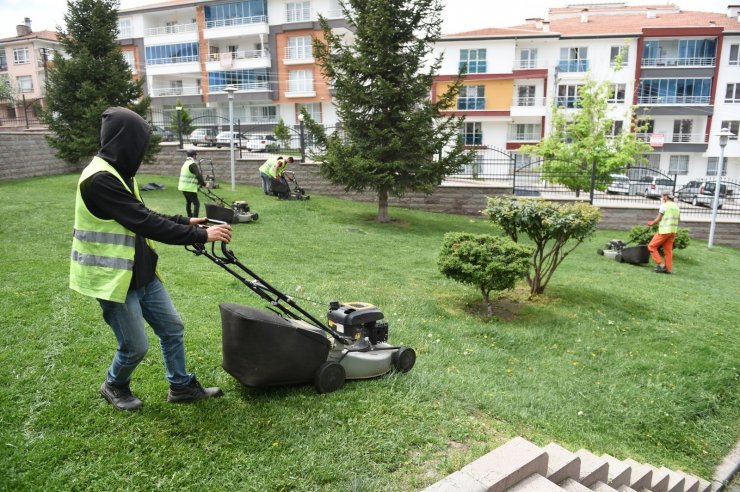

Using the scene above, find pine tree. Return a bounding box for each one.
[42,0,158,164]
[308,0,472,222]
[170,100,194,138]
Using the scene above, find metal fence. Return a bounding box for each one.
[447,147,740,218]
[0,95,44,129]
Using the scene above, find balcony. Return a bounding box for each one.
[510,96,547,117]
[507,127,541,142]
[206,50,270,71]
[285,82,316,98]
[204,16,269,39]
[209,82,270,93]
[513,59,546,70]
[637,95,710,105]
[283,46,314,65]
[557,60,589,73]
[152,86,202,97]
[636,132,709,151]
[144,23,197,37]
[641,56,715,67]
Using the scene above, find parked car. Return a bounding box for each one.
[151,125,174,142]
[632,175,674,198]
[244,134,278,152]
[215,131,246,148]
[606,174,630,195]
[676,180,727,208]
[189,128,218,147]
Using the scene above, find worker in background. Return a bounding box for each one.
[178,149,206,217]
[258,156,279,195]
[646,191,680,274]
[268,156,294,199]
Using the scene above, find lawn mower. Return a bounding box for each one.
[198,158,219,189]
[186,232,416,393]
[597,239,650,265]
[272,170,310,200]
[199,186,258,224]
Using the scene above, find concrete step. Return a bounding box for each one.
[616,485,639,492]
[623,459,655,491]
[508,473,565,491]
[544,442,581,483]
[575,449,609,487]
[648,464,671,492]
[601,453,632,488]
[659,466,686,492]
[591,480,620,491]
[562,478,595,491]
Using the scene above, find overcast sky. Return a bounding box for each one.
[0,0,734,39]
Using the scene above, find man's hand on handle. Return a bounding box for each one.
[206,223,232,243]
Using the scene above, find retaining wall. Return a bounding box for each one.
[1,134,738,247]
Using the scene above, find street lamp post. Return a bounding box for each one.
[298,113,305,163]
[708,127,734,249]
[176,105,183,149]
[224,86,237,191]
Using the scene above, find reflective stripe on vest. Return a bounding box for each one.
[659,201,680,234]
[259,158,277,177]
[69,156,144,303]
[178,158,199,192]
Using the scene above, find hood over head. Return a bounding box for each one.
[97,107,152,178]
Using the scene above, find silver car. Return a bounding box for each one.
[633,176,674,198]
[676,180,726,208]
[606,174,630,195]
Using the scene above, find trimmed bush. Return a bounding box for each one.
[628,224,690,250]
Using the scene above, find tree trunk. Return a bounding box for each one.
[482,289,493,317]
[377,188,390,223]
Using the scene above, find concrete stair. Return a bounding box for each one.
[424,437,713,492]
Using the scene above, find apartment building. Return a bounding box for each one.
[433,3,740,184]
[117,0,347,132]
[0,18,60,126]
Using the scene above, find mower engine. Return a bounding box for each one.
[327,301,389,345]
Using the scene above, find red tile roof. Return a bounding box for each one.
[0,30,58,44]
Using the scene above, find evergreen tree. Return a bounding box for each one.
[42,0,158,164]
[170,100,194,138]
[0,75,16,100]
[308,0,472,222]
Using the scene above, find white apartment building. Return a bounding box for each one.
[433,3,740,184]
[116,0,348,131]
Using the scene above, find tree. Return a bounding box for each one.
[170,100,194,138]
[438,233,531,317]
[42,0,158,164]
[485,197,601,296]
[521,77,653,196]
[273,118,291,151]
[307,0,473,222]
[0,75,16,100]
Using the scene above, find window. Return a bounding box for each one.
[606,120,624,137]
[516,85,536,106]
[122,50,136,74]
[287,36,312,60]
[145,43,199,65]
[459,49,486,74]
[731,44,740,66]
[13,47,29,65]
[0,50,7,71]
[117,18,132,38]
[460,122,482,145]
[672,119,693,142]
[16,75,33,93]
[557,84,581,108]
[511,123,540,140]
[607,83,626,103]
[668,155,689,175]
[514,153,533,169]
[208,68,269,91]
[296,102,321,122]
[288,69,313,93]
[707,157,728,176]
[457,85,485,110]
[286,1,311,22]
[247,105,277,123]
[519,48,537,69]
[205,1,267,26]
[725,83,740,103]
[610,46,628,67]
[638,78,712,104]
[558,47,588,72]
[643,153,661,169]
[720,120,739,140]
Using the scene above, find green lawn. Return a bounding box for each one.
[1,173,738,491]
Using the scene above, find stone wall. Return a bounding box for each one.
[1,136,738,247]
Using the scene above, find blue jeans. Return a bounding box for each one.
[98,278,192,387]
[260,172,271,194]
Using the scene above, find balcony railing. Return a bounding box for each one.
[326,9,343,18]
[637,95,710,105]
[144,23,197,37]
[152,86,202,97]
[514,59,542,70]
[512,96,547,107]
[557,60,589,72]
[210,82,269,92]
[641,56,715,67]
[208,49,268,62]
[636,132,708,143]
[507,129,541,141]
[147,55,199,65]
[205,15,267,29]
[287,82,314,93]
[284,46,313,60]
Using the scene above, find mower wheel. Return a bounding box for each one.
[597,248,604,256]
[314,361,345,394]
[615,253,624,263]
[392,347,416,373]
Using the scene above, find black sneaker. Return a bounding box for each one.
[653,266,671,274]
[100,381,143,411]
[167,376,223,403]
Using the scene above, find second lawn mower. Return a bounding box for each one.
[187,234,416,393]
[198,186,258,224]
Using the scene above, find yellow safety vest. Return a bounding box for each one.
[178,158,199,192]
[69,157,154,302]
[259,158,278,177]
[659,201,680,234]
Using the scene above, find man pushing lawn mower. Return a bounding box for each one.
[70,107,232,411]
[259,156,294,198]
[646,191,681,274]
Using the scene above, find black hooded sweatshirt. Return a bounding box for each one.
[79,107,207,290]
